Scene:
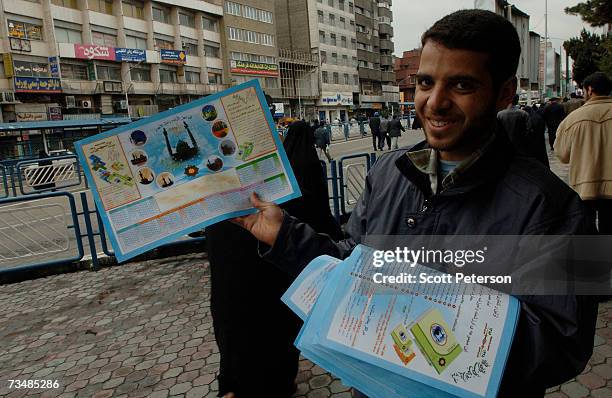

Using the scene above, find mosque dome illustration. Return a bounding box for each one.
[163,121,199,161]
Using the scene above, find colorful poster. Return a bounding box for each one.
[160,49,187,64]
[115,48,146,62]
[74,80,300,262]
[288,246,520,398]
[74,44,116,60]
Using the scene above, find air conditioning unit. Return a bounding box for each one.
[115,100,128,110]
[0,92,15,103]
[66,96,76,108]
[79,100,92,109]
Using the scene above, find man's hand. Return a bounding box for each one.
[232,192,284,246]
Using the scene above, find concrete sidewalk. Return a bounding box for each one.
[1,149,610,398]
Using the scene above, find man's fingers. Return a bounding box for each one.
[250,192,270,209]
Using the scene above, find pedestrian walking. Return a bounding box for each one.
[542,97,565,150]
[388,114,405,149]
[234,10,597,397]
[206,120,342,398]
[368,112,381,151]
[314,120,332,161]
[555,71,612,233]
[379,115,390,150]
[525,105,550,168]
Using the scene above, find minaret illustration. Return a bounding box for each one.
[163,121,199,161]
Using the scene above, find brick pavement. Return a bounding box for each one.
[1,148,610,398]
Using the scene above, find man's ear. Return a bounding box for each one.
[496,76,517,112]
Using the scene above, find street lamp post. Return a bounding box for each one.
[122,60,144,118]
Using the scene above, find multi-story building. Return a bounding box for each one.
[0,0,226,123]
[276,0,358,122]
[394,48,420,103]
[474,0,541,99]
[223,1,281,100]
[354,0,398,113]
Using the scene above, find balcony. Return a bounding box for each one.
[380,39,394,52]
[378,7,393,20]
[61,80,100,95]
[380,55,393,67]
[358,68,381,81]
[381,71,396,83]
[360,94,384,103]
[355,13,372,28]
[379,23,393,37]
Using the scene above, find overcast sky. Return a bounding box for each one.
[391,0,605,60]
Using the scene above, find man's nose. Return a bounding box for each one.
[427,85,452,112]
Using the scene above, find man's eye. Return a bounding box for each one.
[418,78,433,88]
[455,81,474,90]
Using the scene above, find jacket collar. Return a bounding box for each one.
[395,129,515,197]
[584,96,612,106]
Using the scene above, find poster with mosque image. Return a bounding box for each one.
[75,80,301,262]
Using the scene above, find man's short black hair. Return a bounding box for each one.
[421,9,521,88]
[583,72,612,96]
[512,94,520,106]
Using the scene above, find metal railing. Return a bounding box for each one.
[0,151,377,276]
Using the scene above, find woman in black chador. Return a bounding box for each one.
[206,121,343,398]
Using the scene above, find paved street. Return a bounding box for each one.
[1,145,611,398]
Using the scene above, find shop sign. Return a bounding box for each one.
[74,44,115,60]
[160,50,187,64]
[273,103,284,117]
[49,56,60,77]
[49,106,63,121]
[14,77,62,93]
[2,53,14,77]
[230,60,279,76]
[115,48,146,62]
[9,38,31,52]
[320,93,353,106]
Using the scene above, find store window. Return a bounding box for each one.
[225,1,241,16]
[92,31,117,47]
[89,0,113,14]
[7,20,43,41]
[13,60,50,77]
[152,6,171,24]
[55,26,82,43]
[52,0,78,9]
[182,40,198,56]
[159,67,177,83]
[185,71,200,84]
[61,62,88,80]
[204,45,220,58]
[208,69,222,85]
[122,0,144,19]
[130,65,151,81]
[154,37,174,50]
[126,36,147,50]
[179,12,195,28]
[202,16,218,32]
[96,64,121,80]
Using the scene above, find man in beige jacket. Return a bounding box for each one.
[555,72,612,233]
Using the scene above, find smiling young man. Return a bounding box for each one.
[234,10,597,397]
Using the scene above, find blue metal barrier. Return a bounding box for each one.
[0,165,7,199]
[15,155,82,195]
[337,153,373,217]
[0,150,377,275]
[0,191,84,273]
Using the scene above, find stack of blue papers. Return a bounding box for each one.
[282,245,520,398]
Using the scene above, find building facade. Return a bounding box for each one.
[354,0,397,113]
[394,48,420,104]
[0,0,228,123]
[223,1,281,99]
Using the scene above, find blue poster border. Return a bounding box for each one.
[74,79,301,263]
